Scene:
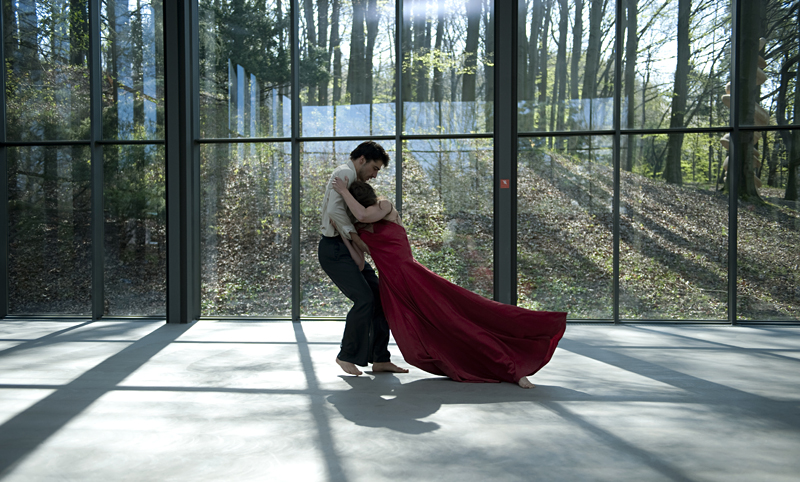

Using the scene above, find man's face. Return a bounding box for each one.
[356,157,383,181]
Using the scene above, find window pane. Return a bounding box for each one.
[738,129,800,321]
[622,0,730,130]
[4,0,91,141]
[403,0,493,135]
[620,134,728,320]
[104,145,165,316]
[740,2,798,128]
[518,0,615,133]
[8,146,91,314]
[403,138,493,299]
[300,140,396,316]
[517,135,613,319]
[300,0,396,137]
[199,0,291,139]
[201,142,292,316]
[101,0,165,140]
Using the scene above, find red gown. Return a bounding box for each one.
[360,220,567,384]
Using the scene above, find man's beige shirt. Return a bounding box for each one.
[320,160,357,240]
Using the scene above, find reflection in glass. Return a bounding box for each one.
[619,134,727,320]
[201,143,292,316]
[199,0,290,139]
[101,0,165,140]
[517,0,615,133]
[740,2,799,128]
[300,141,396,316]
[4,0,90,141]
[738,129,799,321]
[8,147,91,314]
[104,145,166,316]
[402,0,493,135]
[403,138,493,299]
[517,136,613,319]
[299,0,396,137]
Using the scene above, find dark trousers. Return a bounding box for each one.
[318,235,391,366]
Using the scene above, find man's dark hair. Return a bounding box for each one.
[349,181,378,207]
[350,141,390,167]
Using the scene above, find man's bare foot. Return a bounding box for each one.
[518,377,535,389]
[336,358,363,376]
[371,361,409,373]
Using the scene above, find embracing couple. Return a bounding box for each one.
[318,141,566,388]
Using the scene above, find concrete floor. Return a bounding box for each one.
[0,320,798,482]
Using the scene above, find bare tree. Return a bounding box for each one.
[663,0,690,185]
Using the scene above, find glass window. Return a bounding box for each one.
[619,134,728,320]
[738,129,800,321]
[517,135,613,319]
[201,142,292,316]
[101,0,165,140]
[300,0,397,137]
[8,146,91,314]
[518,0,615,133]
[4,0,91,141]
[403,0,493,135]
[199,0,290,139]
[104,144,166,316]
[403,138,493,299]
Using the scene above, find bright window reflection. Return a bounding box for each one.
[101,0,165,140]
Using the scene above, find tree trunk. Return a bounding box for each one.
[303,0,317,105]
[537,0,552,132]
[484,0,494,131]
[554,0,568,143]
[734,0,764,200]
[331,0,342,103]
[318,0,329,106]
[785,8,800,200]
[365,0,379,103]
[624,0,637,171]
[662,0,690,185]
[462,0,481,102]
[527,0,543,131]
[401,2,413,102]
[347,0,366,104]
[581,0,603,102]
[568,0,582,140]
[432,1,444,104]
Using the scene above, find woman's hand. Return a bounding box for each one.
[331,176,349,195]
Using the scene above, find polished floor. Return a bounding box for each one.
[0,320,798,482]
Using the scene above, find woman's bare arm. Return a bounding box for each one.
[331,176,391,223]
[341,234,365,271]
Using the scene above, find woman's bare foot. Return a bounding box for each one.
[371,361,409,373]
[336,358,363,376]
[517,377,535,389]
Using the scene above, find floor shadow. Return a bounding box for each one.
[558,338,800,431]
[0,322,193,476]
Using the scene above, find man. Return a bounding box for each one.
[318,141,408,376]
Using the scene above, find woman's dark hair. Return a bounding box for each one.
[349,181,378,207]
[350,141,390,167]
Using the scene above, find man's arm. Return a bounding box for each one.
[326,169,357,239]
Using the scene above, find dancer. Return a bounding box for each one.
[318,141,408,376]
[331,177,566,388]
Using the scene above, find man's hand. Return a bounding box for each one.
[350,232,370,255]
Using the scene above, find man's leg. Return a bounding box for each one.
[361,263,390,363]
[318,236,375,367]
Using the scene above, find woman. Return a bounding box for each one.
[331,177,566,388]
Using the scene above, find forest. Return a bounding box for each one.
[3,0,799,320]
